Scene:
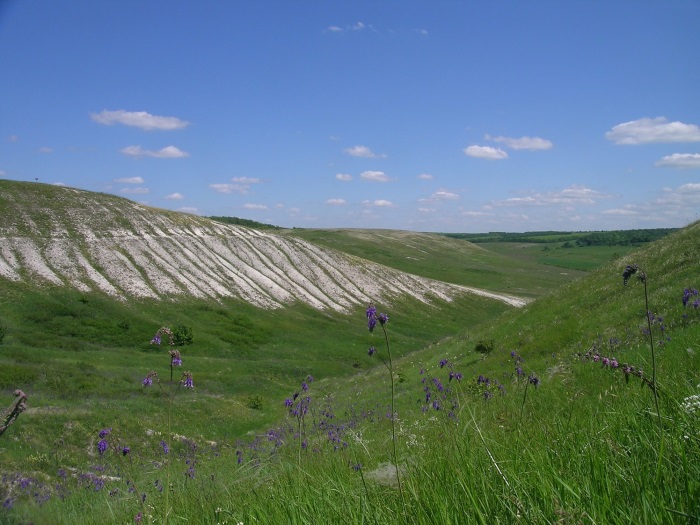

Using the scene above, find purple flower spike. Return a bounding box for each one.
[182,372,194,389]
[98,439,108,455]
[122,446,130,456]
[368,346,376,356]
[160,440,169,454]
[98,427,112,438]
[378,313,389,326]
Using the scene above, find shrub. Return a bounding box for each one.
[474,339,495,354]
[172,324,194,346]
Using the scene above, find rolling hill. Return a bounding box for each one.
[0,180,525,310]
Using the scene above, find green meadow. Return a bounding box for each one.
[1,218,698,524]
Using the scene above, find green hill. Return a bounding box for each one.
[0,179,698,523]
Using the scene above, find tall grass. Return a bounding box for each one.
[1,221,699,523]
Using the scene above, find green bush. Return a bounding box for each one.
[173,324,194,346]
[474,339,495,354]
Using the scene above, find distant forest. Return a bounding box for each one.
[208,216,282,230]
[442,228,678,246]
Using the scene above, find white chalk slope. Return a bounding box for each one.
[0,182,525,310]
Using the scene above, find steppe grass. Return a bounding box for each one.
[284,228,588,298]
[1,221,699,524]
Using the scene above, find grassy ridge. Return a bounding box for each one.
[284,228,587,298]
[1,191,699,523]
[4,220,695,524]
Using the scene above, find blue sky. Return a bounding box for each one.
[1,0,699,232]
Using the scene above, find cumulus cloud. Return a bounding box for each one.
[344,145,387,158]
[603,183,700,221]
[360,170,393,182]
[165,192,184,200]
[120,145,190,158]
[121,187,150,194]
[335,173,353,182]
[492,185,611,207]
[91,110,190,131]
[115,177,144,184]
[605,117,700,145]
[325,21,372,33]
[487,135,553,150]
[464,145,508,160]
[243,203,268,210]
[655,153,700,169]
[325,198,346,205]
[417,173,433,180]
[209,183,249,194]
[420,190,460,203]
[363,199,394,207]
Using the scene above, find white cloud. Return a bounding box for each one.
[232,176,262,184]
[115,177,144,184]
[121,187,150,194]
[243,203,268,210]
[464,145,508,160]
[325,198,346,205]
[364,199,394,207]
[120,145,190,158]
[603,183,700,222]
[335,173,353,181]
[655,153,700,169]
[605,117,700,145]
[209,183,249,194]
[344,145,387,158]
[420,190,460,203]
[487,135,553,150]
[418,207,435,213]
[492,185,611,207]
[91,110,190,131]
[39,146,53,154]
[325,21,373,33]
[165,192,184,200]
[432,190,459,201]
[360,170,393,182]
[417,173,433,180]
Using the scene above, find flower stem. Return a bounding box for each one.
[380,323,406,511]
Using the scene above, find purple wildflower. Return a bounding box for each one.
[366,304,377,332]
[528,374,540,387]
[439,359,448,368]
[284,398,293,407]
[160,441,169,454]
[378,313,389,326]
[182,372,194,388]
[97,439,108,455]
[368,346,376,356]
[135,512,143,523]
[151,334,162,345]
[122,446,130,456]
[302,382,309,392]
[98,427,112,438]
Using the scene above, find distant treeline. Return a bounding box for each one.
[208,216,282,230]
[442,228,678,246]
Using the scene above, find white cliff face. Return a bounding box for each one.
[0,182,526,310]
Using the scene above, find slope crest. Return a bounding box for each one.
[0,181,523,310]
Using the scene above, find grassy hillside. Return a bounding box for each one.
[284,228,587,298]
[1,181,698,523]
